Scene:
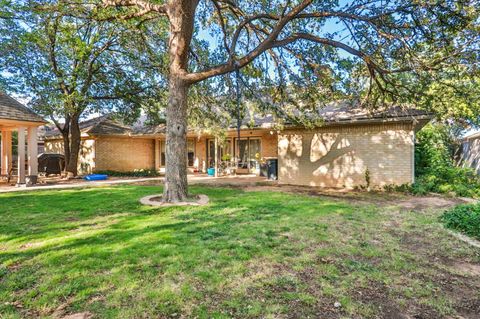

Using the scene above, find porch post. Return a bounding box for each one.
[0,130,7,175]
[27,126,38,184]
[4,131,12,175]
[17,127,26,185]
[214,137,218,177]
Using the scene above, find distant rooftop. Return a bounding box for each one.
[45,102,432,139]
[312,101,431,123]
[463,130,480,140]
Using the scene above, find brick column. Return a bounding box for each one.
[1,130,6,175]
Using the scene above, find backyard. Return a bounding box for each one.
[0,185,479,318]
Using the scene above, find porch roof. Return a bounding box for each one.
[0,92,46,125]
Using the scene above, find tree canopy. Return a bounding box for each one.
[99,0,480,124]
[0,0,159,174]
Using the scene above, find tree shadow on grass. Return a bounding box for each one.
[0,185,352,317]
[0,186,163,242]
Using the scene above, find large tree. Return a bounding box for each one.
[0,0,154,176]
[98,0,478,202]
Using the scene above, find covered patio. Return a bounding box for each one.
[0,92,46,186]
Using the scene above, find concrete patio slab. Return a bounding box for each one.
[0,174,272,193]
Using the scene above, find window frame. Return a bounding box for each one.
[159,138,196,168]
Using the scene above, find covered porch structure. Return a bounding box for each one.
[0,92,46,186]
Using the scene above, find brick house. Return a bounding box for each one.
[44,103,432,188]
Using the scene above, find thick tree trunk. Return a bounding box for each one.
[163,77,189,202]
[61,130,70,175]
[65,114,81,177]
[162,0,198,202]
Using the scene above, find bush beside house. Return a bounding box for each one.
[94,169,161,177]
[413,123,480,198]
[441,203,480,240]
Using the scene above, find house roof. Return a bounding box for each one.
[44,103,432,139]
[462,130,480,141]
[313,101,431,123]
[45,114,134,138]
[0,92,46,123]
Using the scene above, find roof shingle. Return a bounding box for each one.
[0,92,46,123]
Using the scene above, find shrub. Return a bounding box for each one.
[440,203,480,240]
[383,183,413,193]
[94,169,161,177]
[413,123,480,198]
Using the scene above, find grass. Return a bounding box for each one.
[0,185,479,318]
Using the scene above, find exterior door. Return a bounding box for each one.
[236,138,261,171]
[207,139,232,168]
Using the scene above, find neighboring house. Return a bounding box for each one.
[457,131,480,174]
[36,125,57,154]
[44,102,432,188]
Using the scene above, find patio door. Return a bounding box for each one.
[207,139,232,168]
[236,138,261,171]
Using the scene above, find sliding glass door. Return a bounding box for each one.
[236,138,261,171]
[207,139,232,168]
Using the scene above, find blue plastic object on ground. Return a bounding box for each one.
[84,174,108,181]
[207,168,215,176]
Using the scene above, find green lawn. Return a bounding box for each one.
[0,185,479,318]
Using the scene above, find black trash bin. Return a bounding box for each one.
[260,163,268,177]
[266,159,278,180]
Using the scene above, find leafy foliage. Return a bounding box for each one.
[0,1,153,120]
[0,0,162,174]
[441,203,480,240]
[101,0,480,127]
[413,123,480,197]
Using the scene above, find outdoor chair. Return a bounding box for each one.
[0,166,14,184]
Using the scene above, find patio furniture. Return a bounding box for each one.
[0,166,14,184]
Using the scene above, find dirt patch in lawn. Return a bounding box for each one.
[238,184,470,211]
[394,196,466,211]
[454,262,480,276]
[59,312,93,319]
[352,282,409,319]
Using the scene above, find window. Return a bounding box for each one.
[160,140,166,166]
[159,139,195,167]
[187,139,195,167]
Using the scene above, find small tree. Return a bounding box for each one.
[0,0,152,176]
